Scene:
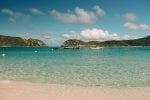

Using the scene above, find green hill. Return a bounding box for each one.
[62,36,150,47]
[0,35,46,47]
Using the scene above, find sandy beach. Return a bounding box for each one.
[0,81,150,100]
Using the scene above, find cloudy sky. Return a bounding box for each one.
[0,0,150,45]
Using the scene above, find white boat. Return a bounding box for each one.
[90,47,103,50]
[64,46,80,49]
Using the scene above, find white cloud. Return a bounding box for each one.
[50,5,106,24]
[8,18,16,24]
[29,8,44,15]
[1,8,15,16]
[15,12,31,20]
[50,7,96,24]
[80,28,125,40]
[17,32,32,38]
[63,28,130,41]
[124,22,150,31]
[1,8,31,22]
[123,12,150,31]
[93,5,105,16]
[17,32,52,40]
[16,32,55,46]
[63,31,80,39]
[41,33,51,39]
[123,13,136,22]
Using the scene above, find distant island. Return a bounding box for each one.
[0,35,46,47]
[1,34,150,47]
[62,36,150,48]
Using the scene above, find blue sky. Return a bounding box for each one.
[0,0,150,45]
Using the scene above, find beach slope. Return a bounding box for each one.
[0,82,150,100]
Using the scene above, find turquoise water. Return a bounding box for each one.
[0,47,150,87]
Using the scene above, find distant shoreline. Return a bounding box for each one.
[0,35,46,47]
[0,46,150,48]
[62,36,150,47]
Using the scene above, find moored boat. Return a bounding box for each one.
[90,47,103,50]
[63,46,80,49]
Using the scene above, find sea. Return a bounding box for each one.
[0,47,150,87]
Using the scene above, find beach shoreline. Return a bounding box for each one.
[0,81,150,100]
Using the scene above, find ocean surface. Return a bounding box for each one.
[0,47,150,87]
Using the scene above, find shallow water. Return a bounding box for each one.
[0,47,150,87]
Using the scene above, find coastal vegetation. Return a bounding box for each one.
[1,34,150,47]
[62,36,150,47]
[0,35,46,47]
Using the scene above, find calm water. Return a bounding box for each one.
[0,47,150,87]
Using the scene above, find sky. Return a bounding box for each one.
[0,0,150,46]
